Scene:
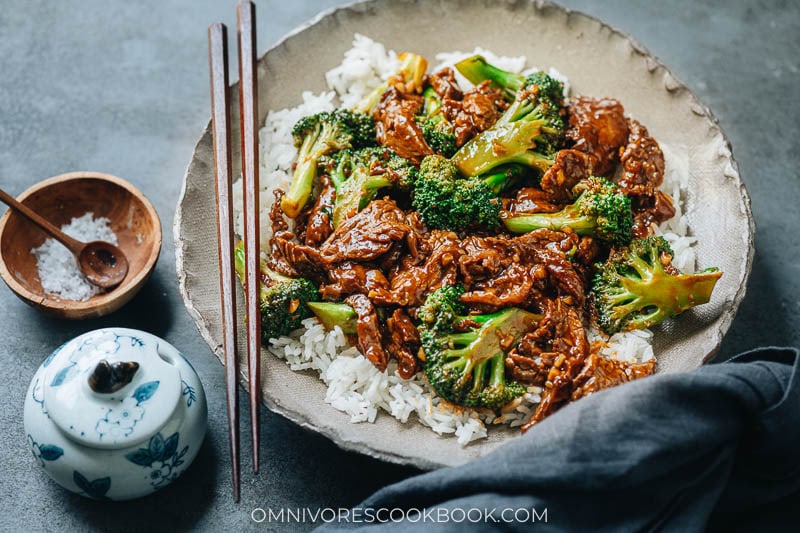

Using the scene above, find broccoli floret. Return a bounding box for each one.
[450,69,565,177]
[281,109,376,218]
[416,87,457,157]
[455,55,565,106]
[234,242,319,341]
[418,116,458,158]
[417,283,467,330]
[307,301,357,335]
[592,236,723,334]
[503,177,633,245]
[353,52,429,115]
[327,146,417,228]
[412,154,501,231]
[418,286,541,409]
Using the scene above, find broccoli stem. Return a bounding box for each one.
[486,353,505,388]
[307,301,357,335]
[282,160,315,218]
[331,166,393,229]
[454,55,524,101]
[444,331,479,347]
[452,121,554,177]
[503,209,597,235]
[444,309,541,365]
[363,175,393,191]
[481,164,527,194]
[282,127,326,218]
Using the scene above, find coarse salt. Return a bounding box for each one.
[31,213,118,301]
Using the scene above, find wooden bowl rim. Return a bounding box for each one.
[0,171,162,315]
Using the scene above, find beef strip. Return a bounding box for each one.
[373,86,432,163]
[263,189,303,278]
[617,118,665,196]
[428,68,463,101]
[616,118,676,237]
[458,235,514,285]
[513,229,586,307]
[376,230,461,307]
[461,262,534,308]
[570,354,656,401]
[344,294,388,372]
[272,232,327,284]
[505,187,562,214]
[574,236,602,267]
[565,96,629,176]
[631,191,677,238]
[506,300,590,430]
[303,175,335,247]
[318,262,391,301]
[442,80,508,147]
[385,308,421,379]
[457,236,533,309]
[318,198,414,265]
[539,149,595,204]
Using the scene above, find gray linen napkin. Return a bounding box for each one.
[318,347,800,531]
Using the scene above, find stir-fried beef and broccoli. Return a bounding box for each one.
[237,54,722,430]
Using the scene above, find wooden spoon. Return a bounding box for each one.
[0,187,129,289]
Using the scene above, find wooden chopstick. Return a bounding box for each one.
[208,23,240,502]
[237,0,261,475]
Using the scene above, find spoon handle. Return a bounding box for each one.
[0,187,84,254]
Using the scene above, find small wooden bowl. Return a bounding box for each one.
[0,172,161,319]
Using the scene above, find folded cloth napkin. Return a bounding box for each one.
[318,347,800,532]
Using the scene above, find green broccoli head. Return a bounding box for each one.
[503,177,634,245]
[451,72,565,177]
[412,155,501,232]
[592,236,723,334]
[417,283,467,330]
[416,87,458,157]
[376,147,419,190]
[234,242,319,341]
[418,286,540,409]
[522,71,565,108]
[417,115,458,158]
[282,109,376,218]
[327,146,417,227]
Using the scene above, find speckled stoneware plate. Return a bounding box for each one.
[175,0,753,469]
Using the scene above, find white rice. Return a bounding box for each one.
[31,213,118,301]
[237,34,694,445]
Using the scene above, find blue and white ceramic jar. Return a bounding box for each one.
[23,328,207,500]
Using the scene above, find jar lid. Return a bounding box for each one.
[42,328,182,450]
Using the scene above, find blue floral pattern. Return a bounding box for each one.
[181,380,197,407]
[48,332,147,389]
[125,432,189,488]
[28,435,64,467]
[73,471,111,500]
[30,377,49,419]
[95,380,160,440]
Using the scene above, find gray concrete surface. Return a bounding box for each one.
[0,0,797,531]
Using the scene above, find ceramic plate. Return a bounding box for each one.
[175,0,753,469]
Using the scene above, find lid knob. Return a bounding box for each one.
[87,360,140,394]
